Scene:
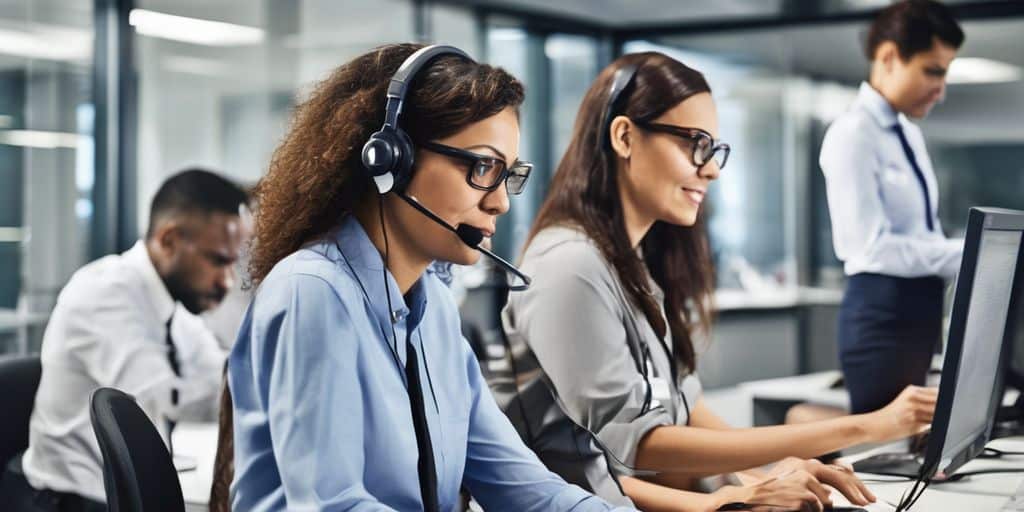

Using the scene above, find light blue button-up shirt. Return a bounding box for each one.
[228,216,627,511]
[820,81,962,279]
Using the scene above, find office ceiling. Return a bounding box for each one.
[646,16,1024,143]
[0,0,1021,143]
[454,0,996,28]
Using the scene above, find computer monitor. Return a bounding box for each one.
[853,207,1024,480]
[921,207,1024,479]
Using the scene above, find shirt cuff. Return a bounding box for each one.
[940,237,965,279]
[596,407,674,469]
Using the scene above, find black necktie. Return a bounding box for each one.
[892,124,935,231]
[405,333,439,512]
[165,314,180,456]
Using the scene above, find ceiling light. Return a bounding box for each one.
[129,9,264,46]
[489,28,526,42]
[0,130,88,149]
[0,24,91,61]
[947,57,1022,84]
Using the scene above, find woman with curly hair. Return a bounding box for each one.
[209,44,630,511]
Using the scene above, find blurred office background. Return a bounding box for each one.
[2,0,1022,423]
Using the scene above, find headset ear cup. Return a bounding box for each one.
[391,128,416,193]
[362,131,399,194]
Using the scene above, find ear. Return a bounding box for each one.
[153,221,183,254]
[608,115,633,160]
[877,41,899,73]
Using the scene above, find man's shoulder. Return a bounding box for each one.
[57,253,147,311]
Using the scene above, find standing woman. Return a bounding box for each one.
[217,44,629,512]
[821,0,965,414]
[498,51,937,512]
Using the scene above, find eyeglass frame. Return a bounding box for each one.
[417,140,533,195]
[632,120,731,170]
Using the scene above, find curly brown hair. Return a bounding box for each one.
[210,43,524,511]
[247,42,525,285]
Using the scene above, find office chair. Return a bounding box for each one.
[0,355,42,470]
[90,387,185,512]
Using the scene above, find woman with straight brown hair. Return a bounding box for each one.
[497,52,939,511]
[208,43,631,512]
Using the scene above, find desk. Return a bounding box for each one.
[173,422,218,511]
[740,367,951,426]
[740,371,849,425]
[838,437,1024,511]
[0,308,48,354]
[170,421,1024,511]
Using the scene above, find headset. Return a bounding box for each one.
[600,63,639,151]
[359,44,532,291]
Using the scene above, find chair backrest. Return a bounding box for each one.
[0,355,41,468]
[89,387,185,512]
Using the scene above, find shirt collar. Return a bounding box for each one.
[124,240,176,323]
[332,216,428,332]
[857,81,909,129]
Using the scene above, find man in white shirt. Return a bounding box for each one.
[819,0,964,414]
[1,169,249,511]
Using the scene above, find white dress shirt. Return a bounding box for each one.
[820,81,962,279]
[22,241,227,502]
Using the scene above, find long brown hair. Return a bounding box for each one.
[527,52,714,374]
[210,43,524,510]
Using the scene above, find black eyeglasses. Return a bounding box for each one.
[634,121,730,171]
[418,141,533,195]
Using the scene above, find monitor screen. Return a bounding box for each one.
[923,207,1024,479]
[941,228,1022,462]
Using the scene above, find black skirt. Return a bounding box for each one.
[838,273,944,413]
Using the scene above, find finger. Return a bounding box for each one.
[912,389,939,402]
[801,490,824,512]
[835,468,876,503]
[911,393,938,405]
[855,473,877,502]
[781,491,821,512]
[817,467,867,505]
[801,475,833,507]
[921,405,937,421]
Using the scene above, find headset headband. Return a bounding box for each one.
[382,45,473,130]
[601,63,639,151]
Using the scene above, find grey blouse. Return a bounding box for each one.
[494,226,702,505]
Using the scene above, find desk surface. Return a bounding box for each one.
[174,422,218,509]
[173,422,1024,511]
[715,286,844,311]
[0,308,48,332]
[840,437,1024,511]
[740,370,851,409]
